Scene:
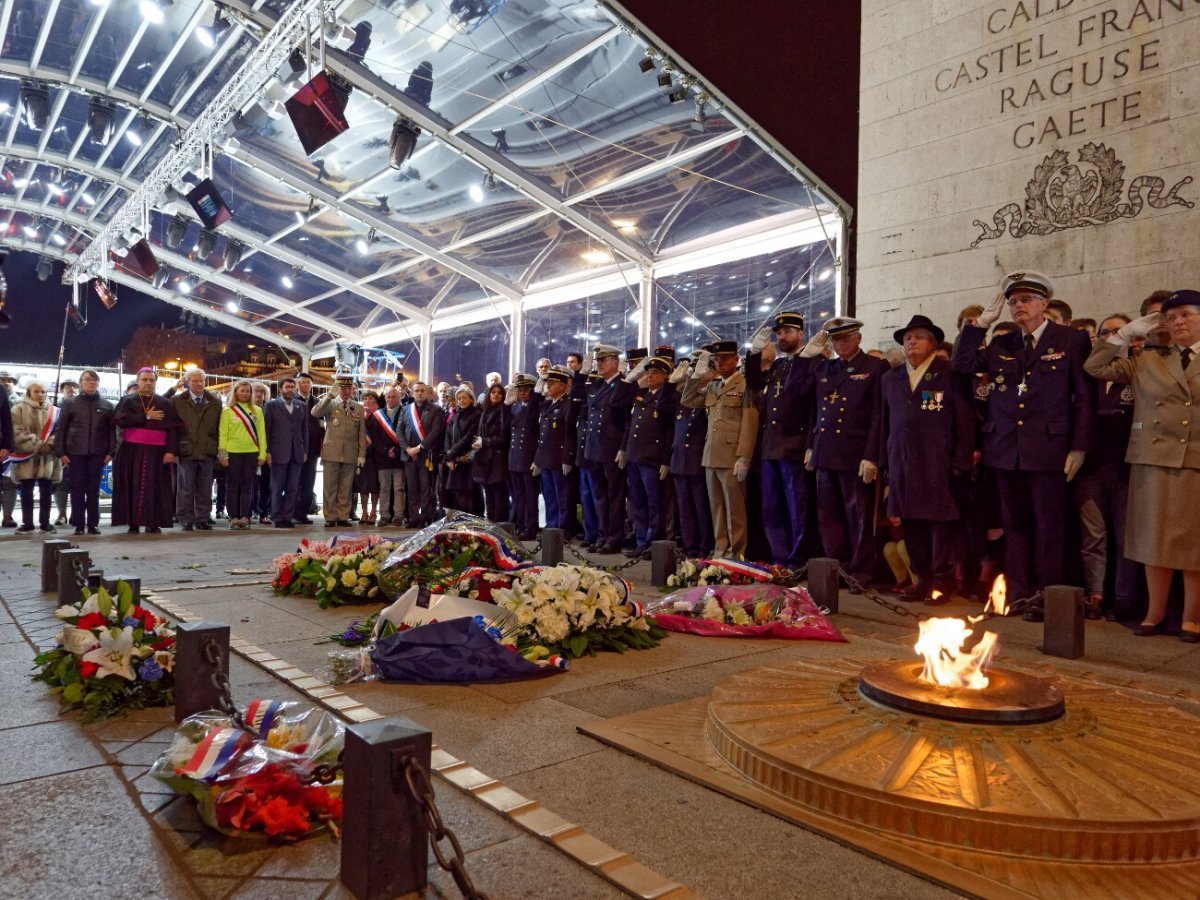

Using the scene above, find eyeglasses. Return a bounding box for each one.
[1098,328,1120,336]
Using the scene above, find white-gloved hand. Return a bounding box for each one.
[803,448,814,471]
[733,456,750,482]
[471,436,482,450]
[749,327,772,354]
[658,464,669,480]
[530,462,541,477]
[562,463,573,476]
[668,360,690,384]
[1063,450,1085,482]
[858,459,878,485]
[799,330,830,359]
[624,358,649,384]
[977,290,1006,328]
[1114,313,1162,344]
[615,450,627,469]
[504,384,518,404]
[695,349,712,372]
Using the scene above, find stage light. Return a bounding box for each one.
[166,213,189,250]
[286,71,352,155]
[19,81,49,130]
[195,11,229,48]
[226,299,240,313]
[657,71,672,89]
[139,0,171,25]
[178,280,192,294]
[491,128,508,152]
[80,192,96,205]
[483,171,497,192]
[152,268,169,289]
[22,223,39,239]
[347,21,372,62]
[87,96,115,145]
[389,117,420,168]
[36,257,53,281]
[355,237,369,256]
[639,54,655,73]
[468,183,484,203]
[51,232,66,247]
[377,195,390,215]
[222,240,244,272]
[281,275,294,289]
[196,227,217,258]
[277,48,306,85]
[405,61,433,106]
[668,87,688,103]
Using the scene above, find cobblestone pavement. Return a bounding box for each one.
[2,523,1198,899]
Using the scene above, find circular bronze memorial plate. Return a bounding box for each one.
[857,661,1065,724]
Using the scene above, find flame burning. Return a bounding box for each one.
[915,617,1000,690]
[984,574,1009,616]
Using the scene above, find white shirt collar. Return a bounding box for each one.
[905,354,936,391]
[1024,319,1050,347]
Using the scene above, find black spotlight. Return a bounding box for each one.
[404,61,433,106]
[376,195,390,215]
[389,117,421,169]
[638,55,655,73]
[87,96,115,145]
[166,213,189,250]
[491,128,508,152]
[347,21,372,63]
[668,87,688,103]
[196,11,230,48]
[222,239,244,272]
[279,47,306,82]
[152,268,169,289]
[197,227,217,258]
[19,81,49,131]
[36,257,53,281]
[483,171,497,193]
[657,71,672,89]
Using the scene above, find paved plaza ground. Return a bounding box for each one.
[1,524,1197,899]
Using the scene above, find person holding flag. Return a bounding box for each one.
[10,380,63,533]
[217,379,268,531]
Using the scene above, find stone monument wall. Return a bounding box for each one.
[856,0,1199,345]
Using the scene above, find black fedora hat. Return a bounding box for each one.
[893,314,944,345]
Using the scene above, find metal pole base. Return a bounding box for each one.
[540,527,564,565]
[1043,585,1084,659]
[650,540,678,587]
[56,548,91,606]
[41,540,73,594]
[174,621,230,722]
[807,557,841,614]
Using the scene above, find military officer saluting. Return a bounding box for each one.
[953,270,1093,620]
[805,316,888,583]
[746,311,818,567]
[311,373,366,526]
[584,345,638,554]
[621,355,678,558]
[533,366,575,532]
[668,353,714,558]
[681,340,759,559]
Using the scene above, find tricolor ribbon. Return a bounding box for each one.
[244,698,285,740]
[373,408,402,445]
[7,405,59,464]
[699,558,774,582]
[230,403,260,448]
[177,726,253,782]
[407,403,427,445]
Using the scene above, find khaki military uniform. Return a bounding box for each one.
[312,393,366,522]
[682,370,759,557]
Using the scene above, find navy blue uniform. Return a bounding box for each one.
[881,358,974,591]
[507,393,542,536]
[534,394,574,529]
[953,321,1094,600]
[623,384,678,552]
[670,400,713,556]
[745,352,815,566]
[808,350,888,578]
[584,376,637,550]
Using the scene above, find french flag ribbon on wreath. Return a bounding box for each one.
[6,405,59,464]
[440,528,536,570]
[244,698,285,740]
[701,558,774,582]
[177,726,253,782]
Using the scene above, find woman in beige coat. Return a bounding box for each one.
[10,380,63,533]
[1084,290,1200,642]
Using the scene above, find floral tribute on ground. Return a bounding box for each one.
[33,581,176,722]
[665,557,795,589]
[645,583,846,641]
[151,699,343,840]
[272,533,397,609]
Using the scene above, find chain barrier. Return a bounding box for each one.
[201,637,247,731]
[564,540,645,572]
[837,567,929,622]
[401,756,490,900]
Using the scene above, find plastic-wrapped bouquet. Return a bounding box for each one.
[151,699,344,840]
[272,534,397,608]
[665,557,790,589]
[645,583,845,641]
[33,581,176,722]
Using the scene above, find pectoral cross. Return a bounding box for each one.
[828,390,840,404]
[1017,381,1027,397]
[773,382,783,398]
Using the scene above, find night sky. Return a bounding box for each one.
[0,249,239,366]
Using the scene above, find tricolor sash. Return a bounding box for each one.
[373,408,402,445]
[7,405,59,464]
[177,726,253,782]
[407,402,426,445]
[230,403,260,448]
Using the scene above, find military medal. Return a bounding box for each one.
[933,391,944,411]
[920,391,929,410]
[1017,380,1028,396]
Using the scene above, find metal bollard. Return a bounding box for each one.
[540,527,564,565]
[41,539,73,594]
[86,569,105,590]
[650,540,678,587]
[174,621,231,722]
[56,548,91,606]
[807,557,841,614]
[116,576,142,600]
[340,716,433,900]
[1043,585,1085,659]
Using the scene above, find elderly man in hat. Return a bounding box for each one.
[681,340,759,558]
[311,375,366,526]
[583,346,639,553]
[953,270,1093,619]
[882,316,975,602]
[745,311,819,566]
[804,316,889,583]
[508,373,542,538]
[621,355,679,558]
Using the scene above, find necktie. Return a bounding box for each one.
[1183,348,1193,371]
[193,396,202,407]
[1024,334,1035,353]
[342,401,348,414]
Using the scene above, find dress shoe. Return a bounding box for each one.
[215,512,228,520]
[391,516,404,527]
[15,524,34,533]
[39,524,56,533]
[196,522,213,531]
[74,526,85,536]
[181,524,194,532]
[622,547,641,558]
[324,521,336,528]
[898,583,927,603]
[1133,621,1163,637]
[1179,629,1200,644]
[336,520,351,527]
[274,521,294,529]
[126,526,140,534]
[55,515,67,526]
[87,527,101,535]
[598,542,622,555]
[3,518,18,528]
[295,517,313,524]
[146,526,162,534]
[1083,594,1104,620]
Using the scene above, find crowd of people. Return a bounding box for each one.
[1,270,1196,640]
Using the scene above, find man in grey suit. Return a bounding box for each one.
[265,375,309,529]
